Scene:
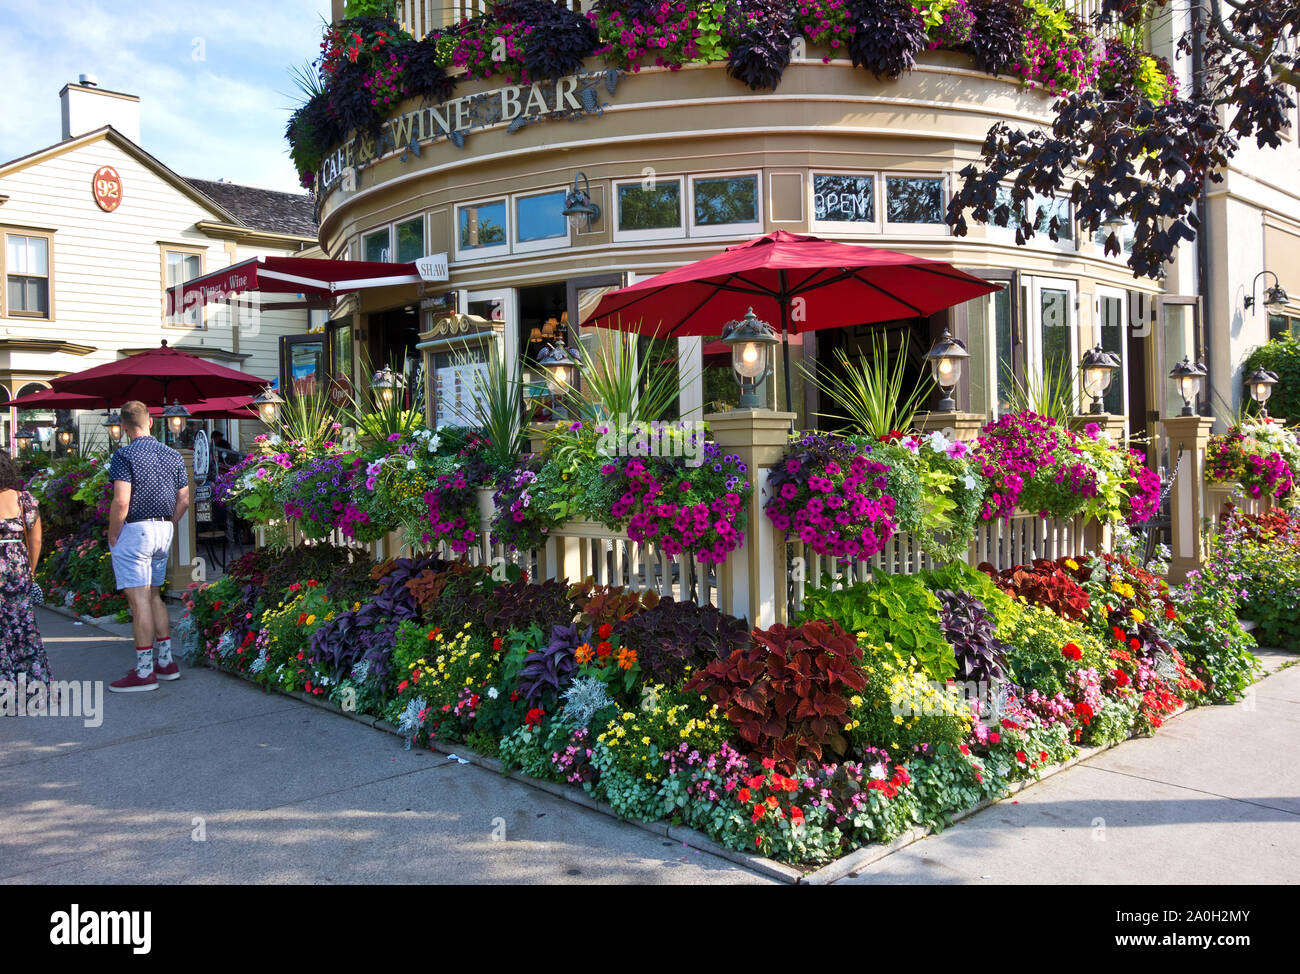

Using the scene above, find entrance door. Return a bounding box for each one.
[1026,276,1079,411]
[1096,285,1130,434]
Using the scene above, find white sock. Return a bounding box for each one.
[155,638,173,666]
[136,647,155,678]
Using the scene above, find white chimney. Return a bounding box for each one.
[60,78,141,144]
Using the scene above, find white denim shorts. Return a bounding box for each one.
[111,520,174,590]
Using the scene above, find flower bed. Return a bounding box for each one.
[1205,419,1298,503]
[180,524,1274,866]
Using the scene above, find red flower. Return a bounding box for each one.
[1039,750,1049,762]
[1130,637,1141,651]
[1061,643,1082,661]
[306,579,319,587]
[1113,669,1130,687]
[989,732,1001,744]
[597,623,613,640]
[524,707,545,727]
[1075,702,1094,724]
[597,640,613,658]
[752,803,765,822]
[492,637,503,652]
[1016,750,1028,764]
[761,757,776,770]
[738,787,751,803]
[1112,626,1125,642]
[959,743,970,755]
[790,807,805,826]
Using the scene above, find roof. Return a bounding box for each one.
[185,177,318,238]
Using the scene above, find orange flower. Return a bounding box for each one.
[737,787,751,803]
[616,647,637,670]
[575,643,595,665]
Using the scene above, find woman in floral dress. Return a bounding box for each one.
[0,453,49,686]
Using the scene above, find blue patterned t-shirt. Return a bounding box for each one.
[108,436,188,521]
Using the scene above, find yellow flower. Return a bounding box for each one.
[1065,558,1079,570]
[1130,608,1145,624]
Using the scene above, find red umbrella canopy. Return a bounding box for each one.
[50,341,270,406]
[581,230,1000,337]
[0,388,110,410]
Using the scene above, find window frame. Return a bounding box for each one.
[881,171,951,235]
[611,176,686,243]
[987,185,1077,253]
[453,196,511,261]
[2,227,55,320]
[392,215,427,264]
[361,225,393,263]
[512,187,573,254]
[687,170,764,239]
[160,243,207,330]
[808,170,882,235]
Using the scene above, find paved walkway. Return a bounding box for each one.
[0,610,770,885]
[2,609,1296,884]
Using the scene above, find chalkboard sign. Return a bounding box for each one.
[813,173,875,223]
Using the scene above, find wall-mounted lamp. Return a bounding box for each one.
[163,400,192,439]
[561,172,601,232]
[371,367,404,407]
[1244,270,1289,315]
[102,410,123,445]
[535,344,583,397]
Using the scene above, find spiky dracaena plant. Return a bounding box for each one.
[559,325,690,425]
[802,332,933,438]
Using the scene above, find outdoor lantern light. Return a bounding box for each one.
[561,171,601,232]
[1080,344,1122,414]
[923,327,971,412]
[56,424,74,450]
[163,400,191,437]
[102,410,123,444]
[1244,366,1280,417]
[1244,270,1290,315]
[252,386,284,425]
[536,344,582,397]
[371,367,403,406]
[1169,356,1207,416]
[720,308,778,410]
[15,427,34,453]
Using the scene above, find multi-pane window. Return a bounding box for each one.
[165,250,202,327]
[5,234,50,317]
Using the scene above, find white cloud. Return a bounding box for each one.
[0,0,332,193]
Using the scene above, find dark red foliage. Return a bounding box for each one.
[980,557,1092,621]
[685,619,866,771]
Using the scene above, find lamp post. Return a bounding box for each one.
[720,308,778,410]
[102,410,123,446]
[1169,356,1207,416]
[371,367,403,407]
[1244,366,1279,419]
[252,386,284,426]
[1244,270,1290,315]
[163,400,191,445]
[561,172,601,232]
[535,344,582,399]
[1079,344,1122,414]
[923,328,970,412]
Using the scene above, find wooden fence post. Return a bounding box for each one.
[706,408,795,629]
[1165,415,1215,584]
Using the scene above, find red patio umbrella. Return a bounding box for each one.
[581,230,1000,411]
[50,340,270,406]
[0,388,111,410]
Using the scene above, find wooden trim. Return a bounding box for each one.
[193,221,317,247]
[1,226,55,321]
[0,338,95,355]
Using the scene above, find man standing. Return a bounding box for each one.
[106,401,190,693]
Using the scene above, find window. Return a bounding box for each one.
[1094,216,1136,256]
[811,172,878,231]
[455,198,509,259]
[5,233,51,317]
[992,187,1074,245]
[394,218,424,263]
[614,178,684,241]
[514,190,569,250]
[689,173,761,236]
[362,227,391,262]
[1268,312,1299,340]
[884,175,946,228]
[163,248,204,328]
[1097,287,1128,417]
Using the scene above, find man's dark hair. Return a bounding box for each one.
[0,452,27,492]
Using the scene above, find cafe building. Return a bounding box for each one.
[302,1,1300,452]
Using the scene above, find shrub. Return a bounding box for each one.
[849,642,973,753]
[1243,334,1300,424]
[966,0,1026,76]
[262,544,370,606]
[799,572,956,680]
[613,597,750,686]
[687,619,866,769]
[724,0,795,90]
[1201,509,1300,650]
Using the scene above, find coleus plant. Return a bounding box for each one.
[934,589,1008,684]
[686,618,866,771]
[613,597,751,686]
[980,557,1092,622]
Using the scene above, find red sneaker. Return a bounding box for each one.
[109,669,158,693]
[154,661,181,681]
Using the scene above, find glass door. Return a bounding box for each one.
[1096,285,1129,429]
[1026,276,1079,412]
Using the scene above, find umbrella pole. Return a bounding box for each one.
[780,298,793,421]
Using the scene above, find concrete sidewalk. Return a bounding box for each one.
[0,609,772,885]
[841,651,1300,885]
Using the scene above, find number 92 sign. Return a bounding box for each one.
[92,165,122,212]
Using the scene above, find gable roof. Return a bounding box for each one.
[0,125,241,224]
[185,177,318,238]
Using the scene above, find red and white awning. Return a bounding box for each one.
[166,256,422,315]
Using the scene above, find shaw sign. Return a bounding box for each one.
[319,69,620,195]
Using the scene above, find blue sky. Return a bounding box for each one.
[0,0,333,194]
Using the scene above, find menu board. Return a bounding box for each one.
[433,361,488,428]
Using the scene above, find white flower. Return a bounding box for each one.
[487,687,499,700]
[1098,431,1112,444]
[427,433,442,453]
[406,459,417,471]
[963,473,978,491]
[1096,471,1109,485]
[869,762,888,781]
[926,431,949,454]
